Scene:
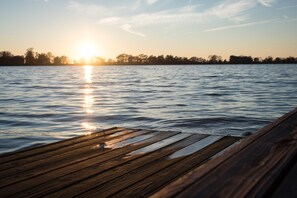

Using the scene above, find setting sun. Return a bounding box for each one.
[79,42,97,62]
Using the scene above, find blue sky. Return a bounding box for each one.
[0,0,296,60]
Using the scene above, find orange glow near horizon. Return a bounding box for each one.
[78,42,98,64]
[76,40,103,64]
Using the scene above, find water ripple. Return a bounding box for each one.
[0,64,297,154]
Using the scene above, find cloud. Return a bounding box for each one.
[204,18,278,32]
[68,0,278,37]
[279,4,297,10]
[258,0,276,7]
[99,0,258,27]
[32,0,50,2]
[210,0,258,22]
[121,24,146,37]
[147,0,158,5]
[68,1,107,16]
[99,5,204,26]
[99,17,123,24]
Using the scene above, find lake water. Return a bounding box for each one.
[0,64,296,154]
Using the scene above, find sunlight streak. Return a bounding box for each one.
[84,65,93,83]
[81,122,97,131]
[82,66,96,133]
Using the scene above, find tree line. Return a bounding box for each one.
[0,48,68,66]
[0,48,296,66]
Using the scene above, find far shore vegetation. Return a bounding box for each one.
[0,48,296,66]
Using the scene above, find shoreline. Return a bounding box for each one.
[1,63,297,67]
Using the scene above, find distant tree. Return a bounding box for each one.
[165,55,175,64]
[0,51,25,65]
[157,55,165,64]
[180,57,189,64]
[263,56,273,64]
[36,53,50,65]
[128,55,136,64]
[54,56,61,65]
[11,56,25,65]
[274,57,284,64]
[107,58,115,64]
[0,51,13,65]
[229,55,253,64]
[25,48,35,65]
[189,56,199,64]
[198,57,206,63]
[253,57,262,63]
[94,56,105,65]
[2,48,297,66]
[138,54,148,64]
[189,56,206,64]
[47,52,54,64]
[0,51,13,58]
[54,55,68,65]
[285,57,296,63]
[116,54,130,64]
[60,56,68,64]
[244,56,253,63]
[208,55,222,64]
[148,55,157,64]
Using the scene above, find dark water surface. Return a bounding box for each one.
[0,64,296,154]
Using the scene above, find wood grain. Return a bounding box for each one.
[151,107,297,198]
[1,131,177,197]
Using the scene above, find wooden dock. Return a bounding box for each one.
[152,107,297,198]
[0,107,296,197]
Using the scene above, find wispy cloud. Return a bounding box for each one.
[147,0,158,5]
[258,0,276,7]
[280,18,297,23]
[204,18,278,32]
[210,0,257,22]
[121,24,146,37]
[68,1,107,16]
[33,0,50,2]
[279,4,297,10]
[99,5,204,26]
[68,0,278,37]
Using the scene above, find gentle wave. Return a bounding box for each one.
[0,64,297,154]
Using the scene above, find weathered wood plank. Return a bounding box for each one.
[174,108,297,198]
[151,108,297,198]
[85,137,239,198]
[0,129,143,173]
[0,129,147,185]
[0,127,123,164]
[244,135,297,198]
[61,134,208,198]
[0,128,130,170]
[23,134,198,198]
[3,131,179,197]
[271,157,297,198]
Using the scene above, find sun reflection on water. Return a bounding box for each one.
[81,122,97,132]
[82,65,97,133]
[84,65,93,83]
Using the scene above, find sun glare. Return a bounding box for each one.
[79,42,97,61]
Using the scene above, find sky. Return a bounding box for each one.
[0,0,297,60]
